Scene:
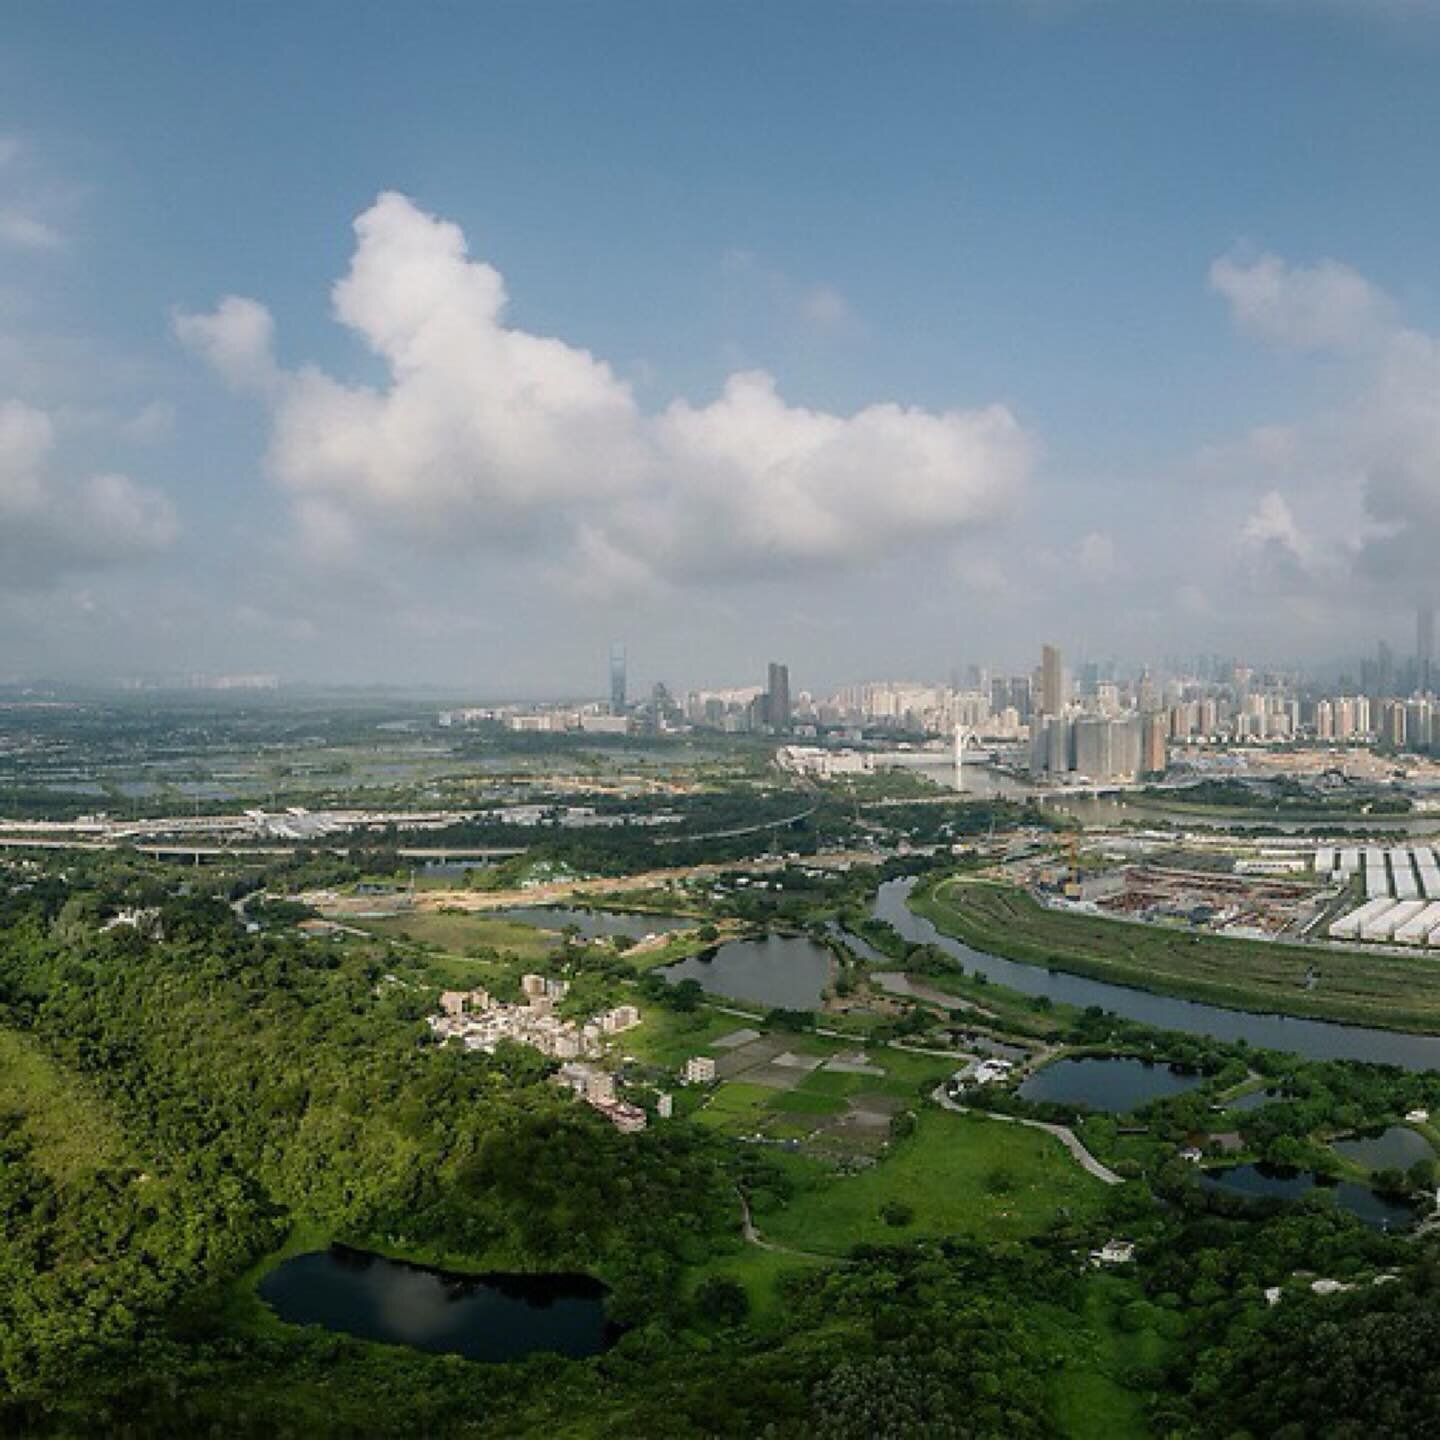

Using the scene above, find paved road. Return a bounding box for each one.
[930,1083,1123,1186]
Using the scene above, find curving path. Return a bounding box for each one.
[929,1083,1123,1186]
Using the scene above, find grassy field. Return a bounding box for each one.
[756,1107,1108,1252]
[681,1244,832,1330]
[1043,1276,1173,1439]
[0,1026,135,1182]
[355,911,559,960]
[621,1006,764,1068]
[915,876,1440,1032]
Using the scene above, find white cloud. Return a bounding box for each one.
[0,209,64,252]
[1211,249,1440,609]
[120,400,176,444]
[172,296,278,391]
[180,192,1033,587]
[0,397,177,588]
[1240,490,1310,562]
[1209,252,1394,353]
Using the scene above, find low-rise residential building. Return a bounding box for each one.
[683,1055,717,1085]
[600,1005,640,1033]
[1091,1239,1135,1266]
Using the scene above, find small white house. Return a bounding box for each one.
[1090,1239,1135,1266]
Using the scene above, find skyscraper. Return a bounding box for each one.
[1040,644,1064,717]
[766,661,791,731]
[609,642,627,715]
[1419,605,1435,696]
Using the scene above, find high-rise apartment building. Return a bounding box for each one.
[766,662,792,731]
[1420,605,1436,696]
[1141,712,1168,775]
[1040,644,1064,717]
[609,642,627,715]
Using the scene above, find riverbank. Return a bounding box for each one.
[912,876,1440,1035]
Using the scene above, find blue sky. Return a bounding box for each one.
[4,1,1440,693]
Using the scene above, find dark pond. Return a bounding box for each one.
[873,878,1440,1069]
[1332,1126,1435,1171]
[1199,1164,1417,1230]
[662,934,833,1009]
[1016,1056,1204,1112]
[257,1246,612,1361]
[1224,1089,1283,1113]
[498,905,693,941]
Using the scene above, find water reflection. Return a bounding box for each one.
[1017,1056,1204,1113]
[662,935,833,1009]
[257,1246,612,1361]
[1198,1165,1416,1230]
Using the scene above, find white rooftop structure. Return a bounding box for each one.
[1330,897,1396,940]
[1363,899,1427,941]
[1395,902,1440,946]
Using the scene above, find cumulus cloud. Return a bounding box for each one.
[1210,252,1395,353]
[0,397,178,588]
[172,296,277,391]
[178,192,1033,587]
[1210,249,1440,608]
[1240,490,1312,562]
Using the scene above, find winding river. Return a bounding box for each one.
[872,878,1440,1069]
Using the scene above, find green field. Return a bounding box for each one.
[916,876,1440,1032]
[355,910,559,961]
[756,1108,1108,1251]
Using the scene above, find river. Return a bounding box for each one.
[872,878,1440,1068]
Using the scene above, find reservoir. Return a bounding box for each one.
[1198,1165,1417,1230]
[497,905,693,941]
[873,878,1440,1069]
[1016,1056,1205,1112]
[662,934,833,1009]
[257,1247,611,1362]
[1332,1126,1435,1171]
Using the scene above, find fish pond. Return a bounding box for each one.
[1016,1055,1206,1112]
[1331,1125,1436,1172]
[662,934,833,1010]
[1198,1165,1417,1230]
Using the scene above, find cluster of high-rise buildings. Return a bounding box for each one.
[466,610,1440,759]
[1027,643,1168,783]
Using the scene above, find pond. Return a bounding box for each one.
[1223,1089,1284,1113]
[1331,1125,1435,1172]
[1016,1056,1205,1112]
[497,905,694,941]
[662,934,833,1009]
[873,879,1440,1069]
[257,1246,612,1362]
[1198,1164,1417,1230]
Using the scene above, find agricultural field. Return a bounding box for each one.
[917,876,1440,1032]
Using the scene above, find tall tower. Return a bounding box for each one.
[1419,605,1436,696]
[609,642,627,715]
[1040,644,1064,717]
[766,661,791,731]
